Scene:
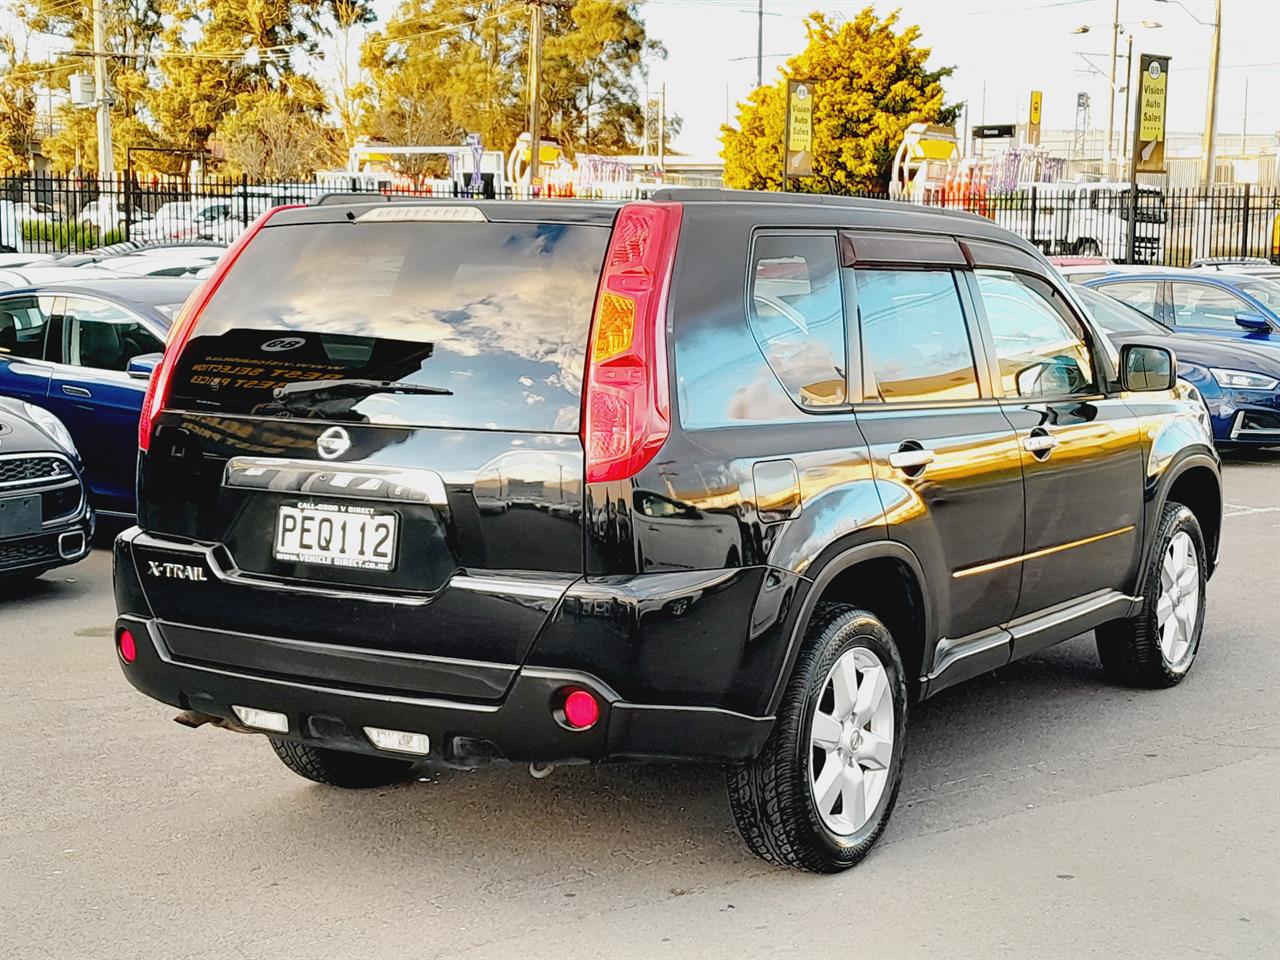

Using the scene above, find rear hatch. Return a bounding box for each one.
[135,202,612,699]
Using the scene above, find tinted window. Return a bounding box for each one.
[1097,280,1159,316]
[747,235,847,408]
[172,220,609,432]
[977,270,1095,398]
[1170,282,1249,330]
[0,295,55,360]
[62,297,163,371]
[856,270,979,402]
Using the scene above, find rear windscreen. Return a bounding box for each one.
[169,218,609,432]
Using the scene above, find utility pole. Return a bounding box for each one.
[526,0,544,194]
[658,83,667,177]
[92,0,113,176]
[756,1,764,90]
[1240,76,1249,155]
[1120,34,1134,167]
[1104,0,1119,173]
[1200,0,1222,189]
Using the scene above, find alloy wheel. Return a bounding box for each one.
[1156,530,1200,669]
[808,646,895,836]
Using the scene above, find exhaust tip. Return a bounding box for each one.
[58,530,86,559]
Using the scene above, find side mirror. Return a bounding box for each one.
[1120,343,1176,392]
[1235,311,1273,333]
[126,352,163,380]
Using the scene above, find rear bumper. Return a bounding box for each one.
[113,528,775,764]
[114,614,771,764]
[1,509,93,575]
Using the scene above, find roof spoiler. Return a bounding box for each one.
[311,192,392,207]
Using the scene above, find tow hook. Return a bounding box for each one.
[173,709,256,735]
[528,762,556,779]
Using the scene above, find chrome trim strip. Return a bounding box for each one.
[130,533,576,607]
[451,575,574,601]
[223,457,449,506]
[1005,589,1141,640]
[952,525,1136,579]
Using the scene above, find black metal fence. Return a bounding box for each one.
[4,172,1278,266]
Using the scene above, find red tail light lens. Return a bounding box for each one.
[117,629,137,664]
[137,205,305,452]
[582,202,683,484]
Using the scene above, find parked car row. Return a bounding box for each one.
[1048,257,1280,447]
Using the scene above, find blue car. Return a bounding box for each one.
[1084,270,1280,347]
[1076,284,1280,446]
[0,278,197,514]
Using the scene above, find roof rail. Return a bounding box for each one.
[312,191,392,206]
[647,186,990,223]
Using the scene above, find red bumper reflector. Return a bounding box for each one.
[562,690,600,730]
[118,629,137,664]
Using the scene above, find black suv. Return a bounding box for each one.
[114,191,1221,872]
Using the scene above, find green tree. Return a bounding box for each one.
[146,0,347,164]
[360,0,662,157]
[721,8,959,194]
[216,89,339,179]
[0,33,40,174]
[10,0,165,173]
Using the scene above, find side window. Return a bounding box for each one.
[977,270,1096,399]
[1097,280,1159,318]
[0,295,57,360]
[62,297,163,372]
[1169,282,1249,330]
[747,235,847,408]
[855,269,980,403]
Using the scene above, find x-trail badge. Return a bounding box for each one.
[316,426,351,460]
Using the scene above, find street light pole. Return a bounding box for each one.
[526,0,544,194]
[1120,33,1134,167]
[756,1,763,90]
[91,0,113,176]
[1200,0,1222,189]
[1104,0,1119,172]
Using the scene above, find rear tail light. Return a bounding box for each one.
[582,202,683,484]
[137,205,304,452]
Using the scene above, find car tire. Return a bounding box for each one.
[1077,238,1102,256]
[1096,502,1207,688]
[726,603,907,873]
[268,737,417,789]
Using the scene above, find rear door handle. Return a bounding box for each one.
[61,384,92,399]
[1023,432,1061,457]
[888,448,936,470]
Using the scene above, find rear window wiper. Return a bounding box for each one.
[273,378,454,405]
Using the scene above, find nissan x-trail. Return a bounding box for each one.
[114,190,1221,872]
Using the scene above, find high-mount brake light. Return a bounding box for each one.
[582,202,683,484]
[137,205,304,452]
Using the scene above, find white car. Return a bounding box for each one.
[77,199,141,233]
[92,249,223,279]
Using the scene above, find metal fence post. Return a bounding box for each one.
[1029,187,1038,253]
[1240,183,1251,257]
[124,157,133,244]
[240,173,250,227]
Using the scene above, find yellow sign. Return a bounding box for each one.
[1028,90,1043,146]
[785,80,814,178]
[1136,54,1170,173]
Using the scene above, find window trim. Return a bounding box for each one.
[966,267,1109,403]
[744,227,855,415]
[851,265,990,408]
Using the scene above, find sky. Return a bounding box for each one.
[640,0,1280,157]
[5,0,1277,160]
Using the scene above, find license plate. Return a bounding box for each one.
[0,494,41,538]
[273,503,398,571]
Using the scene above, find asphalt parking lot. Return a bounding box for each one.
[3,455,1278,959]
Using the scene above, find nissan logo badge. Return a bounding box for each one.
[316,426,351,460]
